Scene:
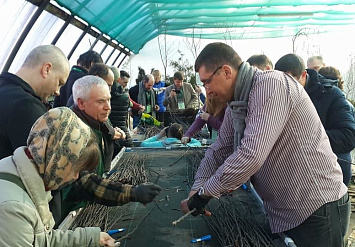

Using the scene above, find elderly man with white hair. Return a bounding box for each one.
[57,75,161,225]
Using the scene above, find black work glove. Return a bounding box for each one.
[187,193,211,216]
[132,182,161,204]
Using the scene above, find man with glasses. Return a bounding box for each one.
[180,42,349,247]
[163,71,199,112]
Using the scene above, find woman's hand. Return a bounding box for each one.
[200,111,210,121]
[99,232,115,246]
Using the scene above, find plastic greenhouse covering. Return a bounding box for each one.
[53,0,355,54]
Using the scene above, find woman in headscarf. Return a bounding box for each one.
[0,107,115,246]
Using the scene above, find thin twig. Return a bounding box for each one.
[168,147,190,166]
[172,209,196,226]
[116,205,156,241]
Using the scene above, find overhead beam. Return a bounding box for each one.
[26,0,131,56]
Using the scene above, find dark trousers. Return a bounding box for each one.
[337,153,352,186]
[285,193,350,247]
[155,112,164,123]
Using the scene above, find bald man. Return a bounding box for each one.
[129,74,160,128]
[0,45,70,159]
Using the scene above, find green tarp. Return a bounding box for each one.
[53,0,355,53]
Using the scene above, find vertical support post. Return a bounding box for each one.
[104,45,117,64]
[111,49,123,66]
[90,32,104,50]
[52,15,74,45]
[2,0,50,73]
[67,24,91,60]
[100,38,112,56]
[118,54,128,68]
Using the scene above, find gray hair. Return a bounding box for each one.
[110,66,120,82]
[22,45,69,73]
[307,55,324,64]
[72,75,109,105]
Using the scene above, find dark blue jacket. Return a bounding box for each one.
[305,69,355,154]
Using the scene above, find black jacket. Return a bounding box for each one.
[305,69,355,154]
[0,72,62,229]
[0,72,50,159]
[129,84,141,116]
[109,83,131,138]
[53,65,88,107]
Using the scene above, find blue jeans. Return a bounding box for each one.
[285,193,350,247]
[133,115,141,129]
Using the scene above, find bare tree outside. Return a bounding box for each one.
[292,28,321,59]
[183,27,202,87]
[120,55,134,84]
[169,57,195,86]
[223,27,234,47]
[184,27,202,61]
[344,53,355,102]
[157,23,176,82]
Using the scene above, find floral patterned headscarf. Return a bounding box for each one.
[27,107,92,190]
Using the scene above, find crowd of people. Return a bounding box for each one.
[0,42,354,247]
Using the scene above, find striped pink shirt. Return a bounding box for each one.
[192,70,347,233]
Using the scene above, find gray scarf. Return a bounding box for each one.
[137,81,156,118]
[228,62,256,151]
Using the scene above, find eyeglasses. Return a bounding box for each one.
[202,65,223,88]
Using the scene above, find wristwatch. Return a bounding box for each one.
[198,187,210,200]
